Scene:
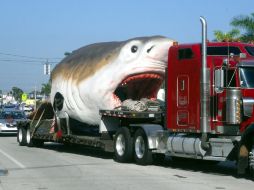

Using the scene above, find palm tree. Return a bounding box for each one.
[41,82,51,96]
[231,13,254,42]
[12,86,23,101]
[213,29,240,42]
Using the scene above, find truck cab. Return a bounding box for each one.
[167,42,254,133]
[166,41,254,175]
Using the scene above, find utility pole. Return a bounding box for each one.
[34,86,37,110]
[0,90,2,107]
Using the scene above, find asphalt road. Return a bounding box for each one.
[0,135,253,190]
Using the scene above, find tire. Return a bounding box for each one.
[114,127,133,163]
[26,127,44,147]
[237,124,254,177]
[17,127,27,146]
[26,127,33,147]
[134,128,153,165]
[249,147,254,178]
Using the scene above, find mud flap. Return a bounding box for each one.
[237,145,249,175]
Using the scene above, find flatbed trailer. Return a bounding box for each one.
[17,104,163,153]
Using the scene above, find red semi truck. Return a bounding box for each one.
[17,17,254,177]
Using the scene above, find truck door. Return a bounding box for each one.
[177,75,189,126]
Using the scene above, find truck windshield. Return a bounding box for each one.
[207,46,241,56]
[239,67,254,88]
[245,46,254,56]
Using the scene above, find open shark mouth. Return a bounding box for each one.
[114,72,164,103]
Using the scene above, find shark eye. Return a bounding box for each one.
[131,45,138,53]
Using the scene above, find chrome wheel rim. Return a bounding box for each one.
[116,134,125,156]
[26,128,31,144]
[18,128,23,142]
[250,147,254,171]
[135,136,145,159]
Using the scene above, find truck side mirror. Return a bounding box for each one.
[215,69,224,93]
[239,53,247,59]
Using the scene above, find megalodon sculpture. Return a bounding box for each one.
[50,36,175,125]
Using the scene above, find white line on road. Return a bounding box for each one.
[0,148,26,169]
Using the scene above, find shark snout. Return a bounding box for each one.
[146,40,173,63]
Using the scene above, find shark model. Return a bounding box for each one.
[50,36,175,125]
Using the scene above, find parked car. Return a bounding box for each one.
[0,110,27,134]
[1,104,19,112]
[20,104,34,116]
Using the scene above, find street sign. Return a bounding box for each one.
[21,93,28,102]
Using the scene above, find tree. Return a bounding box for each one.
[214,29,240,42]
[64,52,71,56]
[12,87,23,101]
[41,82,51,96]
[231,13,254,42]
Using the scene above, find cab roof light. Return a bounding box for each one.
[173,41,179,46]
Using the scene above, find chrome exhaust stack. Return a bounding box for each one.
[200,16,210,149]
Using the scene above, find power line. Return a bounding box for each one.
[0,51,62,60]
[0,59,59,64]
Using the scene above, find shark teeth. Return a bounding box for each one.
[121,73,162,86]
[113,93,121,107]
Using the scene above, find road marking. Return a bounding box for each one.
[0,148,26,169]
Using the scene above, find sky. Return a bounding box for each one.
[0,0,253,93]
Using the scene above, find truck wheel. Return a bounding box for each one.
[134,128,153,165]
[249,146,254,178]
[114,127,133,163]
[237,124,254,176]
[17,127,27,146]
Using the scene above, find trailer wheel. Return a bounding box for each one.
[26,127,44,147]
[26,127,33,147]
[114,127,133,163]
[134,128,153,165]
[17,127,27,146]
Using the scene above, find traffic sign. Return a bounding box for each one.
[21,93,28,102]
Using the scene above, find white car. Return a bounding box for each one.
[0,110,26,134]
